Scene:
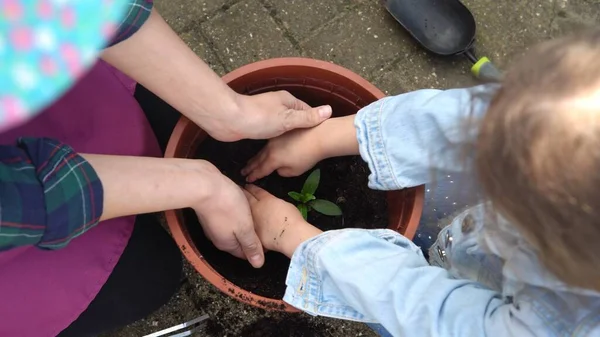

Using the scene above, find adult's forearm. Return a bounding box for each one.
[101,9,239,120]
[82,154,213,221]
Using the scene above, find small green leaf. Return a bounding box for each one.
[288,191,303,202]
[297,204,308,220]
[301,169,320,195]
[299,193,316,203]
[309,199,342,216]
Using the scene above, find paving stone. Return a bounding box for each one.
[373,47,478,95]
[202,0,298,71]
[547,0,600,37]
[461,0,560,68]
[178,29,226,75]
[301,2,415,80]
[155,0,231,33]
[264,0,352,41]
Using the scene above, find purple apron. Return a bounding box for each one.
[0,61,161,337]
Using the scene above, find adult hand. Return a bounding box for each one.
[84,155,264,267]
[194,165,265,267]
[102,9,331,143]
[195,91,332,142]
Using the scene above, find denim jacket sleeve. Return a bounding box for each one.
[283,229,543,337]
[355,85,495,190]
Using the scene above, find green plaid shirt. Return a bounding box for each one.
[110,0,154,46]
[0,138,103,250]
[0,1,154,251]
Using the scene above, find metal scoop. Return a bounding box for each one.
[383,0,502,81]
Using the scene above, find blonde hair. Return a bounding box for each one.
[475,29,600,291]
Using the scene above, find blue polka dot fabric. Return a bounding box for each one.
[0,0,128,131]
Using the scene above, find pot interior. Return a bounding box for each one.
[169,62,421,309]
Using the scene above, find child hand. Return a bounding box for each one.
[241,127,325,183]
[244,184,322,257]
[242,115,359,183]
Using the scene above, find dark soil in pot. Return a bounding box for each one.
[183,138,388,299]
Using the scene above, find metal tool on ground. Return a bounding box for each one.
[382,0,502,81]
[143,314,209,337]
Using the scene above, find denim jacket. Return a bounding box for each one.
[283,86,600,337]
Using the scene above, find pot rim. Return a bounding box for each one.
[220,57,385,96]
[164,57,425,312]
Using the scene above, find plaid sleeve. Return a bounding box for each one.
[108,0,154,46]
[0,138,103,251]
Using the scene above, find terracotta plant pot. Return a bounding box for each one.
[164,58,425,312]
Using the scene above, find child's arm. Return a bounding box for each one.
[354,85,493,190]
[283,227,541,337]
[244,185,542,337]
[242,114,359,182]
[243,184,323,256]
[243,85,496,188]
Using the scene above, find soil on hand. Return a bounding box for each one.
[183,138,389,299]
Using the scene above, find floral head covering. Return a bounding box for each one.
[0,0,128,132]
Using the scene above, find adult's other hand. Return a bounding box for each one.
[102,9,331,143]
[192,165,265,267]
[194,91,332,142]
[86,155,265,268]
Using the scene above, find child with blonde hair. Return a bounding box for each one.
[241,29,600,336]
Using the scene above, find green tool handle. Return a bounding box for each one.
[471,56,502,82]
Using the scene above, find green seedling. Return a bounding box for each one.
[287,169,342,220]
